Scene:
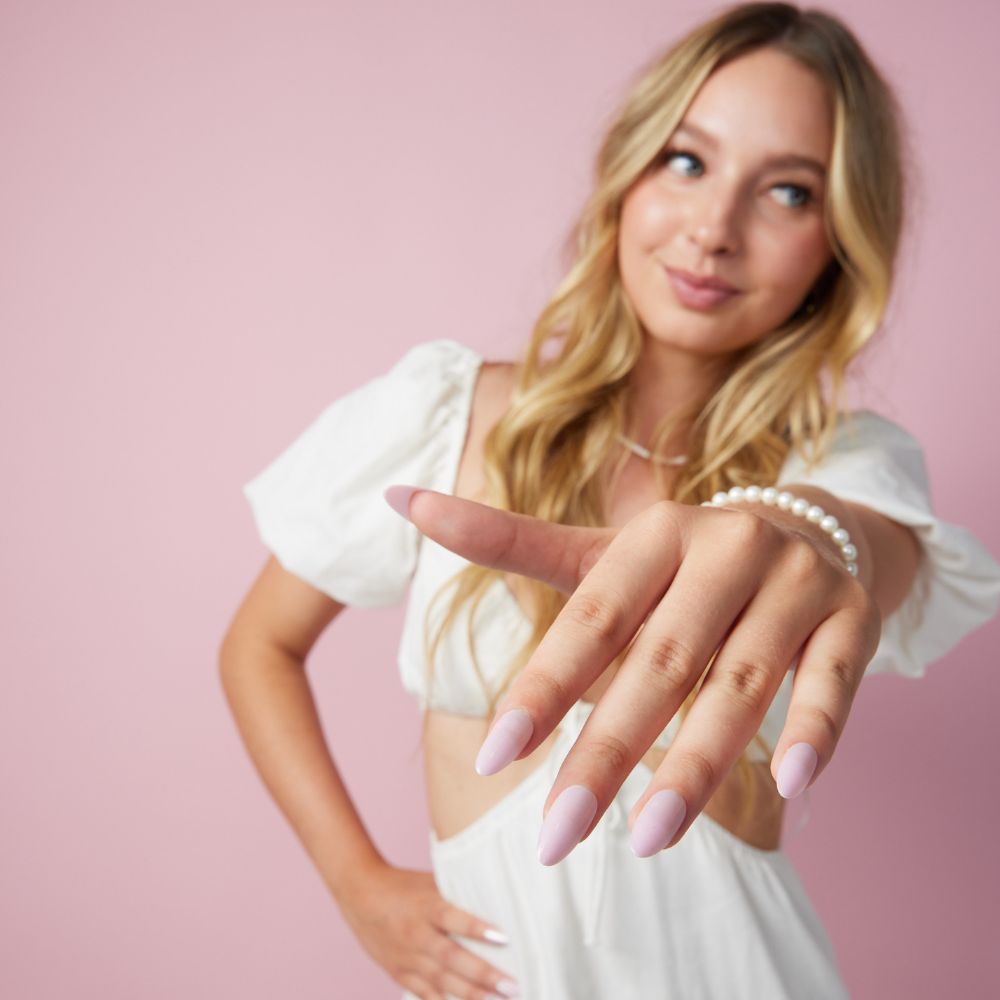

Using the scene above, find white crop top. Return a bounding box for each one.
[243,339,1000,762]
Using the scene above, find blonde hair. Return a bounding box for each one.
[420,2,909,836]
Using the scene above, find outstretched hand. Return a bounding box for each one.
[384,484,880,864]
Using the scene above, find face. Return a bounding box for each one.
[618,46,835,357]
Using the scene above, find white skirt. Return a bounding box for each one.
[406,700,850,1000]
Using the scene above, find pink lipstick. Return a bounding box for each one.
[665,267,740,310]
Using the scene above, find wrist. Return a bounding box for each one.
[702,485,864,583]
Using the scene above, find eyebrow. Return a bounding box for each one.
[672,121,827,178]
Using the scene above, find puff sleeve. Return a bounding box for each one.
[242,339,483,608]
[776,410,1000,678]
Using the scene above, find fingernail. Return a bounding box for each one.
[475,708,533,776]
[383,484,421,520]
[495,980,521,998]
[630,789,687,858]
[483,927,509,945]
[776,742,818,799]
[537,785,598,866]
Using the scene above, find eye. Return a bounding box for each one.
[771,183,814,209]
[660,149,704,178]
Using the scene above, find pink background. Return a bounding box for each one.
[2,1,998,997]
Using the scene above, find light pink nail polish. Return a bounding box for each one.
[383,484,421,520]
[630,789,687,858]
[776,742,818,798]
[475,708,534,776]
[537,785,598,866]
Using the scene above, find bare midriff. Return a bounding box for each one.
[423,706,786,852]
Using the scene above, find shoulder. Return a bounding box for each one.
[453,355,519,502]
[474,358,519,418]
[388,337,484,385]
[836,409,923,450]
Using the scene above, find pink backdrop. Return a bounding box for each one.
[2,1,998,996]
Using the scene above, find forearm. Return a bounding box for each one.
[218,635,386,902]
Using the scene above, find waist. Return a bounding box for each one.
[423,707,785,851]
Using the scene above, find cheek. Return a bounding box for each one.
[621,181,677,250]
[757,225,831,294]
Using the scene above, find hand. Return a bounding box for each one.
[385,485,881,863]
[336,860,519,1000]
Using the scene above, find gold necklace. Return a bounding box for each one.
[615,432,687,466]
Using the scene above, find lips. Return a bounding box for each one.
[664,266,741,310]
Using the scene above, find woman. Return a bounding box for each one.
[223,4,1000,998]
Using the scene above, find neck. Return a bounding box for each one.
[624,338,730,451]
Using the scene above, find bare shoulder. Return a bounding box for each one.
[452,359,518,501]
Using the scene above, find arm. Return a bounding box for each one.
[218,556,384,902]
[220,556,521,997]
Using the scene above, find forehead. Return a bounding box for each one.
[678,47,834,164]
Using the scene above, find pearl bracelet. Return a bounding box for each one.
[700,486,859,577]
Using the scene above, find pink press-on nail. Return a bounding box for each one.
[475,708,534,776]
[776,742,818,798]
[383,484,421,520]
[630,789,687,858]
[537,785,598,866]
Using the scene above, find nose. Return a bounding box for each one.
[686,185,741,256]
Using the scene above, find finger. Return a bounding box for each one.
[398,974,441,1000]
[433,906,518,995]
[435,900,511,947]
[535,515,772,859]
[440,960,519,1000]
[770,601,879,799]
[626,573,827,856]
[477,503,687,779]
[385,484,608,594]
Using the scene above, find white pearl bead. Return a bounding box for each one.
[701,484,857,577]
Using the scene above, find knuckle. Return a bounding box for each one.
[826,655,860,699]
[438,939,465,969]
[573,531,606,581]
[783,538,826,581]
[529,668,573,709]
[583,731,633,774]
[564,592,624,641]
[717,658,773,710]
[728,509,771,548]
[675,745,719,793]
[644,635,699,691]
[645,499,681,534]
[426,934,453,963]
[802,702,840,745]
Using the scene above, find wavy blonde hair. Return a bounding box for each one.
[419,2,909,834]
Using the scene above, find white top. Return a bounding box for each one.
[243,339,1000,761]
